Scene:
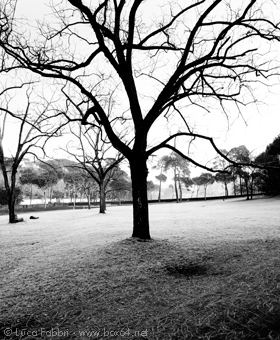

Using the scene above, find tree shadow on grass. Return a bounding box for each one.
[164,261,208,278]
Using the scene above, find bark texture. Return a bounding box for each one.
[130,157,150,240]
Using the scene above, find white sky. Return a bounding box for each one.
[3,0,280,179]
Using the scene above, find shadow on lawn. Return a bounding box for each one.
[164,261,208,277]
[1,238,280,340]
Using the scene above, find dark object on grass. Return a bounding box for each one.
[30,216,39,219]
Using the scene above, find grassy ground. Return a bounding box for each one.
[0,196,280,339]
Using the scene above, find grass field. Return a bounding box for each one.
[1,196,280,339]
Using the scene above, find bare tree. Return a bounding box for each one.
[213,149,234,197]
[79,172,99,209]
[62,123,125,213]
[1,1,280,237]
[0,82,62,222]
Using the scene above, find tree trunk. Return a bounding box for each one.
[73,190,76,209]
[174,170,179,203]
[204,185,207,200]
[130,157,150,240]
[239,176,243,195]
[30,184,33,205]
[224,181,228,197]
[49,187,53,203]
[87,192,91,209]
[250,177,254,199]
[7,172,17,223]
[178,177,182,202]
[233,179,236,196]
[8,195,17,223]
[158,178,162,202]
[0,143,16,223]
[99,181,106,213]
[68,187,71,200]
[44,191,47,208]
[244,180,250,200]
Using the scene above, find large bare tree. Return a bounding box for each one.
[1,0,280,237]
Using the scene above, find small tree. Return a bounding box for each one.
[228,146,251,196]
[162,153,190,202]
[79,173,99,209]
[147,181,158,200]
[107,168,131,204]
[181,177,194,197]
[194,173,215,200]
[63,124,124,213]
[33,166,59,208]
[62,168,84,209]
[19,167,39,205]
[153,157,168,202]
[155,174,167,202]
[192,177,202,198]
[213,149,233,197]
[215,172,233,198]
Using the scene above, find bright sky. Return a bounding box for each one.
[3,0,280,178]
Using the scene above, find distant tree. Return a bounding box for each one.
[228,146,251,196]
[52,190,64,201]
[194,173,215,200]
[153,157,168,202]
[162,153,190,202]
[107,168,131,204]
[213,149,233,197]
[62,168,84,208]
[147,181,158,200]
[181,177,194,192]
[19,167,38,205]
[34,169,59,208]
[192,177,202,198]
[155,174,167,202]
[214,172,233,197]
[63,124,124,213]
[39,162,61,203]
[78,173,99,209]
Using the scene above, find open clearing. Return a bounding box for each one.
[1,196,280,339]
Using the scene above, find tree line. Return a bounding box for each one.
[153,140,280,202]
[0,133,279,224]
[5,133,278,218]
[7,158,131,212]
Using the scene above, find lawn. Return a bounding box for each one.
[1,196,280,339]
